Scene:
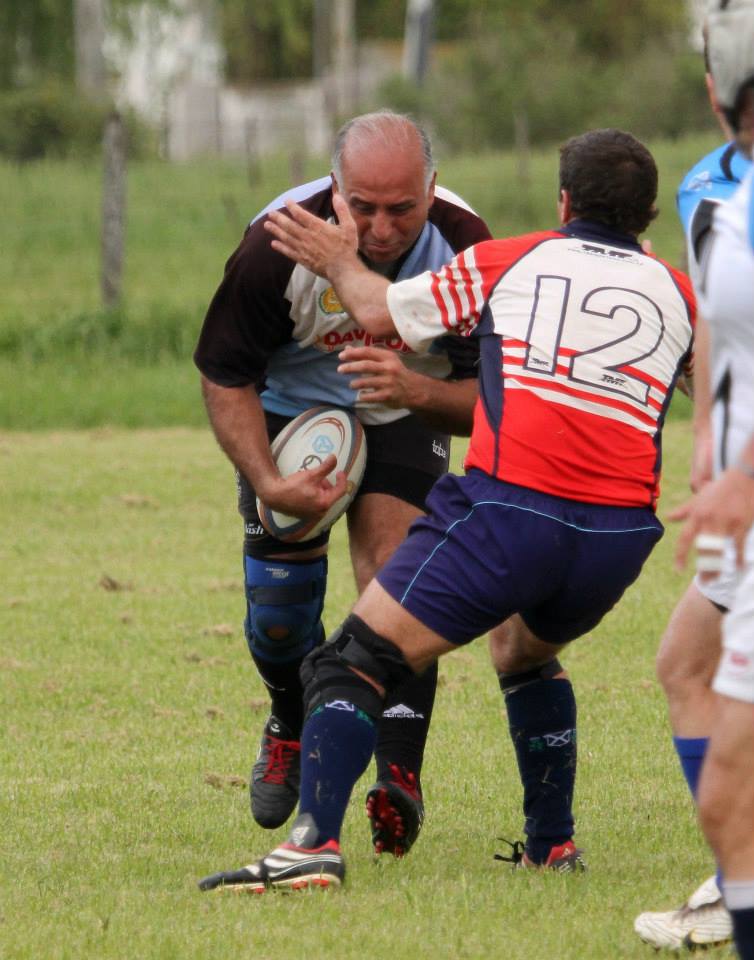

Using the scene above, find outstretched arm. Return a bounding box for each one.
[264,194,396,338]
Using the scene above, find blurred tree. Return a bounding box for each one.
[218,0,315,82]
[0,1,75,89]
[74,0,107,97]
[0,0,170,92]
[217,0,690,83]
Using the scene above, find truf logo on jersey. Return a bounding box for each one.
[319,287,345,314]
[579,243,634,261]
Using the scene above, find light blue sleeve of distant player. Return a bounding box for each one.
[676,143,750,232]
[250,176,333,224]
[748,172,754,252]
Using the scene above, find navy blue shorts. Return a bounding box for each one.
[376,470,664,646]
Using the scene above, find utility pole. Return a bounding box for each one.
[403,0,434,87]
[73,0,108,98]
[332,0,356,118]
[101,112,127,309]
[313,0,331,81]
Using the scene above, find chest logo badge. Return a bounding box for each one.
[319,287,345,314]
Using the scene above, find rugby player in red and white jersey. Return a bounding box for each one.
[199,128,696,893]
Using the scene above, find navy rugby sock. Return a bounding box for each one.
[672,736,724,887]
[731,908,754,960]
[504,677,577,864]
[374,661,437,795]
[672,735,708,799]
[250,652,305,737]
[297,700,377,843]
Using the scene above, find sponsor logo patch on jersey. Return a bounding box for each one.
[315,328,412,353]
[319,286,345,314]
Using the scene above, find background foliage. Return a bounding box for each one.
[0,1,708,158]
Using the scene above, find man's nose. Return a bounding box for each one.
[370,211,392,240]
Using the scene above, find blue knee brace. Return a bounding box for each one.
[243,555,327,664]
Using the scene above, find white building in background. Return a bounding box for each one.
[106,0,392,161]
[108,0,705,162]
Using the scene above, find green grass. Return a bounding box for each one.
[0,423,736,959]
[0,129,721,428]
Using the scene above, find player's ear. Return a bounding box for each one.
[331,172,340,195]
[426,171,437,205]
[558,188,572,225]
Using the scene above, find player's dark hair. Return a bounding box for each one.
[724,77,754,132]
[559,129,658,236]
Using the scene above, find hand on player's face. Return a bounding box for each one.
[264,195,359,278]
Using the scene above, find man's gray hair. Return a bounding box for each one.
[331,110,435,189]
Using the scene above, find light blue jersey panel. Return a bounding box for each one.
[251,176,333,224]
[676,143,750,232]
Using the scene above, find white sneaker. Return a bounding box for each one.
[634,875,733,949]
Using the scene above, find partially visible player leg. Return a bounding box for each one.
[243,547,328,828]
[199,595,454,893]
[347,413,450,858]
[699,696,754,958]
[634,580,732,950]
[490,617,584,872]
[699,566,754,960]
[236,417,334,830]
[347,491,436,856]
[656,581,723,786]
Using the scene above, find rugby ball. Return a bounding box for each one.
[256,406,366,542]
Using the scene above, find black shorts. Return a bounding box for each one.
[241,411,452,557]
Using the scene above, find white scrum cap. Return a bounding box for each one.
[707,0,754,125]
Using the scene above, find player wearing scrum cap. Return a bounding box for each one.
[666,4,754,959]
[634,19,752,953]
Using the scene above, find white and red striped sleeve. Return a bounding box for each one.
[386,244,487,353]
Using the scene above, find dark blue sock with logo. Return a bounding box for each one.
[505,677,577,864]
[297,700,378,843]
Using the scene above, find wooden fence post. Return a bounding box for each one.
[102,111,127,309]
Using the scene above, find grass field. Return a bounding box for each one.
[0,129,726,956]
[0,423,735,959]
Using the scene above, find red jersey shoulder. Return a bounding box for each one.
[471,230,562,266]
[462,230,562,296]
